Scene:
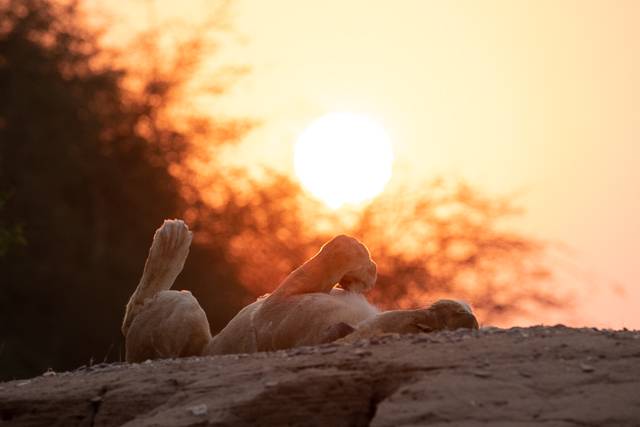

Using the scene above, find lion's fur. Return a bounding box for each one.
[123,220,478,363]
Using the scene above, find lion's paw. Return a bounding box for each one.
[339,260,377,294]
[150,219,193,261]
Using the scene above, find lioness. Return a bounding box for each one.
[123,220,478,363]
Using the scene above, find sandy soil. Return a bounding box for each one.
[1,325,640,426]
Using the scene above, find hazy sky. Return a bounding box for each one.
[94,0,640,328]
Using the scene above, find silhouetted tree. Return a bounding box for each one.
[0,0,251,380]
[0,190,26,257]
[350,177,562,325]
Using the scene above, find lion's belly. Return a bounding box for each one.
[205,290,379,355]
[254,290,379,352]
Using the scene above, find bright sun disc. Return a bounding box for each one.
[294,113,394,209]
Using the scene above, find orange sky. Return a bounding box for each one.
[91,0,640,329]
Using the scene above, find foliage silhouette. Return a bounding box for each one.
[0,190,26,257]
[0,0,251,381]
[349,177,562,324]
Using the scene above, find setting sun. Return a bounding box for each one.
[294,113,394,209]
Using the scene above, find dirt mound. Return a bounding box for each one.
[2,326,639,426]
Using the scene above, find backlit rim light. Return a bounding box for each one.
[294,113,394,209]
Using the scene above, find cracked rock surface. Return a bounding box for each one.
[1,326,640,426]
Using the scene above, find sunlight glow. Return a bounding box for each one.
[294,113,394,209]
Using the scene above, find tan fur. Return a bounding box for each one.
[123,220,478,363]
[339,299,479,343]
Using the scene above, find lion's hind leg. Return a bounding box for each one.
[125,290,211,363]
[122,220,210,363]
[122,220,192,336]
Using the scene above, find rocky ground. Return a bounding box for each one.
[1,325,640,426]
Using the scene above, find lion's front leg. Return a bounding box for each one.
[270,235,377,299]
[253,235,377,352]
